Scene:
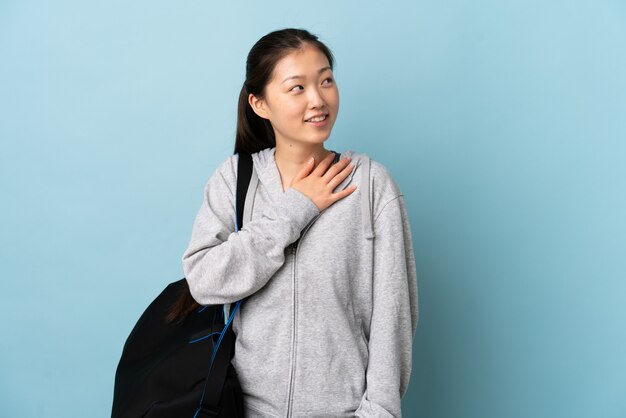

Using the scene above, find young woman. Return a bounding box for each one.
[182,28,418,418]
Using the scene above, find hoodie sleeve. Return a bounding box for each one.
[355,193,419,418]
[182,155,320,305]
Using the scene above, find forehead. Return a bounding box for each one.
[270,45,331,81]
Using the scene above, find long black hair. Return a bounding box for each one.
[234,28,335,154]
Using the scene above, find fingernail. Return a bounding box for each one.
[309,157,314,164]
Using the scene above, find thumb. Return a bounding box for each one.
[293,157,315,182]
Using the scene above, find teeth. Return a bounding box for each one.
[307,115,326,122]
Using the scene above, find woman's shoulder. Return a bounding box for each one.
[201,153,238,197]
[342,150,405,217]
[342,150,402,192]
[342,149,391,174]
[207,148,274,190]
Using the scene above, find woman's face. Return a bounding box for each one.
[249,44,339,148]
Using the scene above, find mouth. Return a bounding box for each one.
[305,113,328,123]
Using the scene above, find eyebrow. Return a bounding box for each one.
[280,66,332,84]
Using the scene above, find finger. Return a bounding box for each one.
[329,184,357,203]
[312,152,336,176]
[322,157,352,183]
[327,162,354,190]
[293,157,315,182]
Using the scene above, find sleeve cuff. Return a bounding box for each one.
[355,391,398,418]
[275,187,320,233]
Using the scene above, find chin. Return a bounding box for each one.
[309,134,331,145]
[279,128,333,146]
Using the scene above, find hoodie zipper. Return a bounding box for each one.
[285,213,320,417]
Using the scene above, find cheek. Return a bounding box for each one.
[326,87,340,108]
[276,99,306,121]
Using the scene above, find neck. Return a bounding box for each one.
[274,142,333,192]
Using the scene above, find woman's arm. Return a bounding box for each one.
[182,155,319,305]
[356,193,419,418]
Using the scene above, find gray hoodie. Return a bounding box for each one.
[182,147,418,418]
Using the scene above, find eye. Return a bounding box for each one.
[322,77,334,85]
[290,85,304,92]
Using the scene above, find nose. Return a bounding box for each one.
[307,86,326,109]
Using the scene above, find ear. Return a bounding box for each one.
[248,93,270,120]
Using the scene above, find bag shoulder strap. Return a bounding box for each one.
[197,153,256,416]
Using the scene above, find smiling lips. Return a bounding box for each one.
[305,113,328,123]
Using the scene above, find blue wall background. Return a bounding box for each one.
[1,1,625,417]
